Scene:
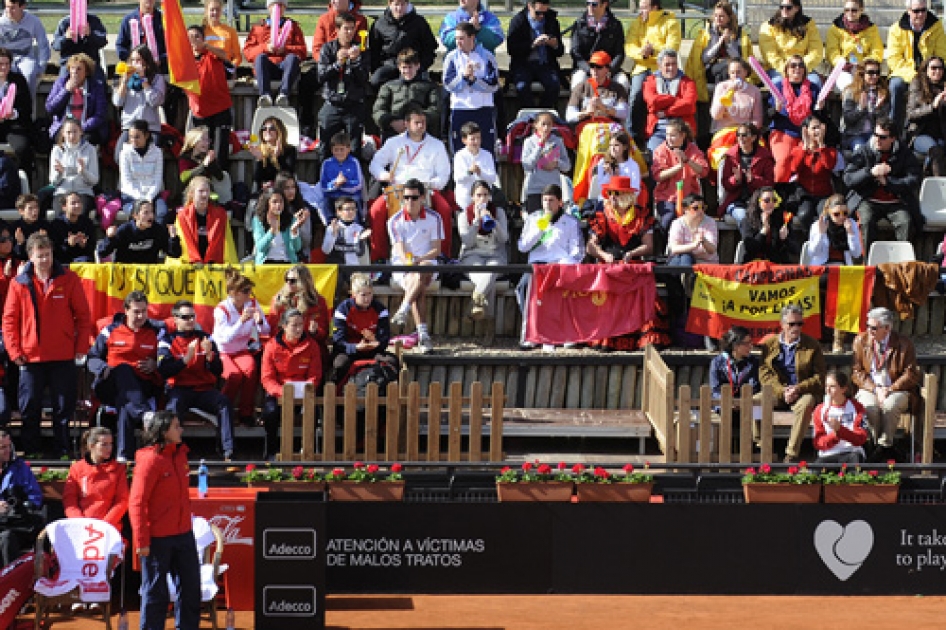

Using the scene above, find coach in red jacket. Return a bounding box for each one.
[87,291,164,463]
[129,410,200,630]
[260,308,322,460]
[157,300,234,461]
[1,233,91,458]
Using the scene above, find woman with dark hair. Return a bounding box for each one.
[129,411,200,630]
[768,54,821,182]
[274,171,319,260]
[783,113,843,231]
[651,118,708,232]
[758,0,824,88]
[261,309,323,459]
[740,186,800,263]
[250,190,307,265]
[213,268,270,425]
[250,116,297,192]
[685,1,753,103]
[718,122,775,224]
[0,47,35,171]
[906,55,946,165]
[112,44,166,163]
[667,193,718,266]
[457,180,509,321]
[826,0,884,93]
[62,427,129,531]
[812,370,869,464]
[97,199,181,263]
[841,58,890,152]
[709,325,760,399]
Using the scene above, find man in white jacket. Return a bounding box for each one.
[368,103,453,261]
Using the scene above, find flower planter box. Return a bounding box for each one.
[495,481,574,502]
[576,483,654,503]
[743,483,821,504]
[823,484,899,504]
[328,481,405,502]
[40,481,67,501]
[246,481,326,492]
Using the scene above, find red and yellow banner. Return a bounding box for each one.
[825,265,875,334]
[686,261,824,342]
[72,264,338,334]
[526,263,656,344]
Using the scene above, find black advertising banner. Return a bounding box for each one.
[255,492,327,630]
[325,503,946,595]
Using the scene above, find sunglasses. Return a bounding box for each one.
[864,69,880,75]
[780,4,795,9]
[911,7,927,13]
[788,62,805,69]
[873,132,892,139]
[533,10,545,16]
[830,210,849,219]
[261,125,277,132]
[760,197,775,203]
[284,276,298,284]
[403,194,421,200]
[589,63,604,69]
[176,313,196,321]
[586,1,599,6]
[687,205,705,212]
[0,236,10,243]
[786,321,804,327]
[866,324,880,331]
[736,132,752,138]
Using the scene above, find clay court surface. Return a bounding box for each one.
[29,594,946,629]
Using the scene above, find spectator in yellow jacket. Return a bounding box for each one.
[886,0,946,130]
[683,0,753,103]
[825,0,884,92]
[624,0,680,139]
[758,0,824,89]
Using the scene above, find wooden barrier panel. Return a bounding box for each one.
[277,380,504,462]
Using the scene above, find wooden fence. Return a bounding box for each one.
[276,380,505,463]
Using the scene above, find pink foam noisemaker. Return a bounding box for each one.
[271,3,281,46]
[130,18,140,48]
[749,56,781,102]
[277,21,292,49]
[142,13,158,60]
[816,59,847,110]
[0,83,16,119]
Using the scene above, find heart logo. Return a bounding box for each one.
[814,520,874,581]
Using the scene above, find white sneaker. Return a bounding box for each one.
[275,93,289,107]
[391,309,409,326]
[519,341,536,350]
[418,334,433,354]
[257,94,273,107]
[542,344,556,353]
[562,342,576,350]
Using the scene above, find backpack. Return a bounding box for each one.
[350,357,399,398]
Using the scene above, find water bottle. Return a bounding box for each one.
[226,607,236,630]
[198,459,209,499]
[117,610,129,630]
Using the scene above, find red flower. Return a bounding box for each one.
[887,459,896,468]
[799,460,808,468]
[761,463,772,474]
[537,463,552,475]
[292,466,303,479]
[644,461,651,469]
[500,466,511,474]
[245,464,257,472]
[869,470,879,477]
[594,466,609,479]
[367,464,380,474]
[354,461,365,469]
[841,463,848,470]
[558,461,567,470]
[745,467,756,475]
[572,463,585,474]
[623,464,634,474]
[40,466,49,474]
[522,462,533,472]
[332,467,345,477]
[787,466,798,475]
[839,471,845,478]
[391,463,403,473]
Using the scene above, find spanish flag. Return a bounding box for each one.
[825,265,876,334]
[163,0,200,94]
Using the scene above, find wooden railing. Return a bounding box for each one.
[277,380,505,463]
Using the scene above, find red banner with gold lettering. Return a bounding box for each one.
[525,263,656,344]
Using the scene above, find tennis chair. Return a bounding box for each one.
[33,518,124,630]
[166,516,228,630]
[866,241,916,265]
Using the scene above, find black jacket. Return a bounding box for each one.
[49,214,98,264]
[843,139,924,228]
[317,39,370,106]
[96,221,181,264]
[507,7,564,70]
[569,9,625,75]
[369,7,438,72]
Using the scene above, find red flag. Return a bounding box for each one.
[163,0,200,94]
[526,263,656,345]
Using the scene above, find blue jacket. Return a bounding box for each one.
[115,8,167,68]
[438,5,504,52]
[709,352,761,399]
[51,14,108,68]
[1,455,43,508]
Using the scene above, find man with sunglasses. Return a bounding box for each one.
[158,300,234,461]
[506,0,564,112]
[569,0,627,92]
[760,303,826,463]
[843,117,921,254]
[886,0,946,127]
[851,307,920,462]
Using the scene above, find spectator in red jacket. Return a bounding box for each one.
[312,0,368,60]
[129,410,200,630]
[187,24,233,169]
[62,427,129,530]
[242,0,307,107]
[1,232,91,458]
[642,48,698,152]
[268,263,330,371]
[87,291,164,463]
[173,176,233,264]
[260,309,323,460]
[158,300,234,461]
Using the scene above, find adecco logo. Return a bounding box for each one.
[263,528,317,560]
[263,586,317,617]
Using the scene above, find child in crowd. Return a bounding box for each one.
[97,199,181,264]
[49,118,99,216]
[49,191,96,264]
[12,194,49,260]
[329,272,392,384]
[453,121,497,212]
[521,112,571,212]
[317,131,364,224]
[812,370,869,464]
[322,197,371,266]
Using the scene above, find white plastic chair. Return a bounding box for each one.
[734,240,747,264]
[166,516,228,630]
[919,177,946,228]
[33,518,124,630]
[799,241,813,266]
[866,241,916,265]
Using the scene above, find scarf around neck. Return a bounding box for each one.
[781,80,813,127]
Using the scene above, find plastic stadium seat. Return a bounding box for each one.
[919,177,946,228]
[866,241,916,265]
